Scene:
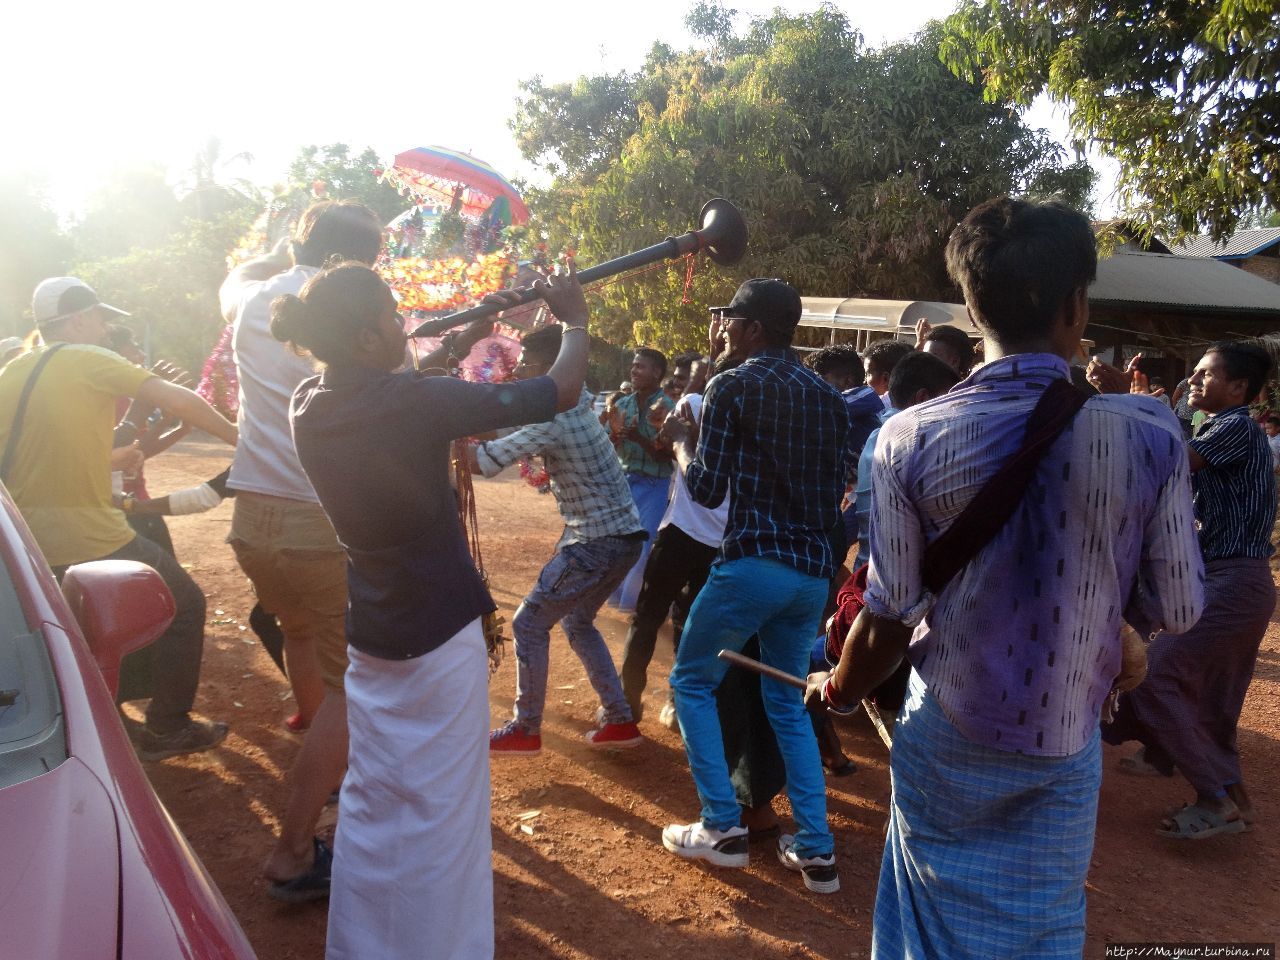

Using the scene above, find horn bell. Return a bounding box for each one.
[697,198,748,267]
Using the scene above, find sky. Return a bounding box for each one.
[4,0,1113,217]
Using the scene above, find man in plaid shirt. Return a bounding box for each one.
[661,278,851,894]
[473,324,647,756]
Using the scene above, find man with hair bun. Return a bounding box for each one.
[280,260,593,960]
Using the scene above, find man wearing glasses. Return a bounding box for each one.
[660,278,850,894]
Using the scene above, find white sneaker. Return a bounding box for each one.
[776,833,840,893]
[658,700,678,730]
[662,821,749,867]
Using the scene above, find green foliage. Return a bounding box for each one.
[287,144,406,223]
[0,173,72,336]
[73,167,187,262]
[940,0,1280,240]
[72,207,256,375]
[512,3,1093,352]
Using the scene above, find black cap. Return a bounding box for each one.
[712,278,801,333]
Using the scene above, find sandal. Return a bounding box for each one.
[267,837,333,902]
[1156,804,1247,841]
[1163,801,1255,832]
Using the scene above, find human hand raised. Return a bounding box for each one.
[914,318,932,350]
[535,260,588,329]
[1085,356,1130,394]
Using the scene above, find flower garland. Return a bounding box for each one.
[519,457,552,494]
[197,324,239,421]
[379,250,514,313]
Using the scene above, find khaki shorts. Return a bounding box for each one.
[229,492,348,693]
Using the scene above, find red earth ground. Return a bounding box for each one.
[138,438,1280,959]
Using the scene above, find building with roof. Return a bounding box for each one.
[798,248,1280,383]
[1172,228,1280,285]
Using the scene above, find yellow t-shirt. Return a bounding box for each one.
[0,344,152,566]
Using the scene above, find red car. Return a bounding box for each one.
[0,485,256,959]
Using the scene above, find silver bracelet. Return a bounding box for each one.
[561,325,589,336]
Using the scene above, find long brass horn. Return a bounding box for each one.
[409,198,748,338]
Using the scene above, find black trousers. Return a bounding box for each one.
[619,523,718,718]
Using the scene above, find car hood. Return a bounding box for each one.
[0,757,120,960]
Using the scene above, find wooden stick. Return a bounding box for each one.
[717,649,806,690]
[861,700,894,750]
[718,648,893,750]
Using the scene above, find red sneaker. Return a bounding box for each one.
[490,721,542,757]
[585,721,643,750]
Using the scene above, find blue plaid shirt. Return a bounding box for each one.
[685,348,851,579]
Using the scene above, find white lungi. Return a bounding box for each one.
[326,619,493,960]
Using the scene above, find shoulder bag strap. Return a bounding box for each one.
[0,343,69,484]
[920,377,1088,595]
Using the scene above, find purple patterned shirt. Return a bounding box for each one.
[864,354,1204,756]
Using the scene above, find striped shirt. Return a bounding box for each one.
[685,348,851,579]
[864,353,1204,756]
[476,387,642,546]
[1189,405,1276,561]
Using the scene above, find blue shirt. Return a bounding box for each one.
[685,348,851,579]
[864,354,1204,756]
[291,365,558,660]
[1188,405,1276,561]
[852,406,897,570]
[842,385,884,484]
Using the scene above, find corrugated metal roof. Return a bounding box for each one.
[1170,228,1280,259]
[799,298,973,333]
[1092,251,1280,315]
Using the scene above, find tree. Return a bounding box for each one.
[512,3,1093,351]
[940,0,1280,240]
[72,208,256,375]
[0,173,72,335]
[287,144,406,224]
[73,167,187,262]
[182,137,259,222]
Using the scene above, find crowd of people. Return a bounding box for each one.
[0,193,1274,960]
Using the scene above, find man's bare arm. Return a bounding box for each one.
[805,608,912,711]
[134,377,238,446]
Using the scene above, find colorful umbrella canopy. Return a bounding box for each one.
[385,146,529,224]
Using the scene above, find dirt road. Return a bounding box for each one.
[140,439,1280,958]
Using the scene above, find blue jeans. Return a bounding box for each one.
[512,535,643,731]
[609,474,670,611]
[669,555,834,856]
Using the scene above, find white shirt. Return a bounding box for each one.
[1268,432,1280,471]
[220,264,321,501]
[661,393,729,547]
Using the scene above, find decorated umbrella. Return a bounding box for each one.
[382,146,530,224]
